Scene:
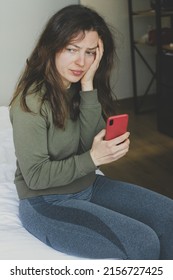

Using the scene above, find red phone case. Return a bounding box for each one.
[105,114,129,140]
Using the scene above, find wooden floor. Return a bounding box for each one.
[101,99,173,199]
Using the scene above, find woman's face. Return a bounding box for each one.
[55,30,99,88]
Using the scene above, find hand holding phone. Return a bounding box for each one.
[105,114,129,141]
[90,114,129,166]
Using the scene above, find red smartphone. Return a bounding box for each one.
[105,114,129,140]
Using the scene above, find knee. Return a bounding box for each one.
[127,223,160,260]
[131,225,160,260]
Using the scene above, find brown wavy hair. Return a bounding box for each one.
[10,4,118,128]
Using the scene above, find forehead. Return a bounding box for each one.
[69,30,99,46]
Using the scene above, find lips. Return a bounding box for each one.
[70,70,84,76]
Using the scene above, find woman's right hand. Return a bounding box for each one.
[90,129,130,166]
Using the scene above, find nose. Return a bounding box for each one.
[75,52,85,67]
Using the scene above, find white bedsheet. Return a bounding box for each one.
[0,106,93,260]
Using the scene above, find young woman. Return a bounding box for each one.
[10,4,173,259]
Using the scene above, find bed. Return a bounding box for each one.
[0,106,105,260]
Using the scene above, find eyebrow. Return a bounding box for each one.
[69,44,97,50]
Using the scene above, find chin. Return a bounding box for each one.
[69,77,82,83]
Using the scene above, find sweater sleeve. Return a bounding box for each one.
[79,89,106,151]
[10,100,96,191]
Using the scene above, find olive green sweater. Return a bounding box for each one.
[10,87,105,199]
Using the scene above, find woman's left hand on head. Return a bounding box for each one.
[81,39,104,91]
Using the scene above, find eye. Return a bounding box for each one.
[66,48,78,54]
[86,51,96,56]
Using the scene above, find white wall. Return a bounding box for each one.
[0,0,79,105]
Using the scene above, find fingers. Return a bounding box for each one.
[80,38,104,91]
[105,133,130,159]
[89,39,104,71]
[98,38,104,59]
[94,39,104,66]
[112,139,130,157]
[105,136,130,157]
[106,132,130,146]
[90,130,130,166]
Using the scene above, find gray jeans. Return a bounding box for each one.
[19,175,173,259]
